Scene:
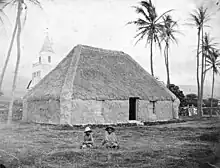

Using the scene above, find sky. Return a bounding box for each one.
[0,0,220,93]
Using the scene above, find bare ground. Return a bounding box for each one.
[0,118,219,168]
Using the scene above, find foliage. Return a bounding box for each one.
[186,93,198,99]
[188,5,211,117]
[128,0,173,76]
[203,98,218,107]
[205,48,220,74]
[160,14,180,86]
[168,84,186,107]
[185,93,201,107]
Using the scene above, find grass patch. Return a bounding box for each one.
[0,118,219,167]
[199,132,220,142]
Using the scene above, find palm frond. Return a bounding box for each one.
[134,29,148,46]
[160,14,180,47]
[204,66,212,73]
[28,0,42,9]
[155,9,174,23]
[205,48,220,74]
[1,0,14,9]
[140,0,157,22]
[154,34,162,50]
[132,6,150,21]
[188,5,211,30]
[129,18,148,26]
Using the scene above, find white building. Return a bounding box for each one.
[27,30,55,90]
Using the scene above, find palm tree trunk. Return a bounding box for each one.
[0,13,19,93]
[163,45,168,86]
[7,1,22,124]
[210,68,215,117]
[150,37,154,76]
[203,53,207,83]
[166,43,170,87]
[196,29,201,117]
[200,26,205,117]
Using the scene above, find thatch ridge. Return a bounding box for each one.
[79,44,125,56]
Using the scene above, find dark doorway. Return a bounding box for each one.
[129,97,138,120]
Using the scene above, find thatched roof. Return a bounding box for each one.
[25,45,176,101]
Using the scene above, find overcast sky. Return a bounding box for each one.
[0,0,220,90]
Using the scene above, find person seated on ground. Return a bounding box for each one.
[102,126,119,149]
[80,126,94,149]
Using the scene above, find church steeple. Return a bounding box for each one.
[40,28,54,54]
[27,28,55,90]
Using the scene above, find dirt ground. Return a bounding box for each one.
[0,118,219,168]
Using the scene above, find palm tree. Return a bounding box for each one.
[128,0,173,76]
[0,1,20,95]
[160,14,180,87]
[188,6,210,117]
[205,49,220,117]
[0,0,41,124]
[202,33,218,82]
[7,0,22,124]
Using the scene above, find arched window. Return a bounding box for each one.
[48,56,51,63]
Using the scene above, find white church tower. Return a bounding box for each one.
[27,29,54,90]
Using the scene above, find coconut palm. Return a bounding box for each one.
[188,6,210,117]
[0,0,41,124]
[0,1,20,96]
[128,0,173,76]
[205,49,220,116]
[202,33,218,82]
[160,14,180,87]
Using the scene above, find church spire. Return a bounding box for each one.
[40,28,54,54]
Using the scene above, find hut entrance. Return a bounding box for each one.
[129,97,139,120]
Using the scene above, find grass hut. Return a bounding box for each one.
[22,45,180,125]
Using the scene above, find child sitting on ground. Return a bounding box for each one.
[102,126,119,149]
[80,126,94,149]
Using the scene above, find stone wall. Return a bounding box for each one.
[102,100,129,124]
[22,98,176,125]
[138,100,174,121]
[70,99,129,125]
[155,101,173,120]
[25,99,60,124]
[138,100,157,121]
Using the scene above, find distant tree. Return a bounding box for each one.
[186,93,198,99]
[185,94,198,107]
[168,84,186,107]
[203,98,218,107]
[128,0,173,76]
